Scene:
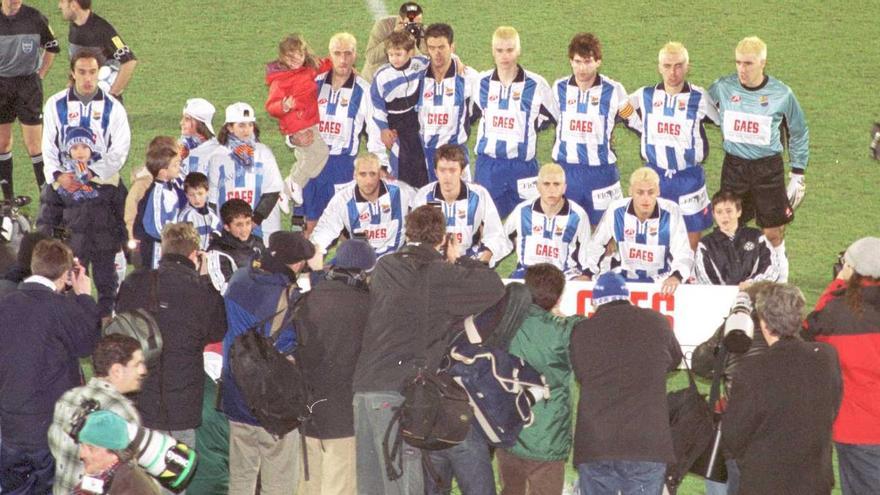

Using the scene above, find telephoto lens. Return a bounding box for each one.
[723,291,755,353]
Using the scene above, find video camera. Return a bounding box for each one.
[401,3,425,44]
[722,291,754,354]
[69,399,198,493]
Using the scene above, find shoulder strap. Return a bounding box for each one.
[267,286,291,339]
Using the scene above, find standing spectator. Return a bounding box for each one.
[59,0,137,100]
[0,229,48,295]
[723,283,842,494]
[48,334,145,494]
[74,411,159,494]
[694,190,778,287]
[630,41,720,248]
[470,26,556,218]
[296,239,375,495]
[361,2,425,83]
[353,205,504,494]
[0,0,59,199]
[221,231,316,495]
[805,237,880,495]
[205,199,266,292]
[570,271,682,494]
[178,172,221,250]
[116,222,227,495]
[497,263,582,495]
[0,238,100,494]
[709,36,810,282]
[179,98,219,177]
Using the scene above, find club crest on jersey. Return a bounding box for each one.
[21,40,34,54]
[381,203,390,214]
[92,111,102,120]
[649,226,658,236]
[555,225,564,236]
[445,87,454,96]
[340,98,349,107]
[457,210,465,219]
[743,241,755,251]
[591,96,599,106]
[759,95,769,107]
[730,95,741,103]
[512,91,521,101]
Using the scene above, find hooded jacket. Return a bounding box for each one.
[264,58,333,135]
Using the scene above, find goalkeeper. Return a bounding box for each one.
[709,36,808,282]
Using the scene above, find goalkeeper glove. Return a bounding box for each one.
[786,171,806,210]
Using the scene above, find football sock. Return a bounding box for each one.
[0,152,12,200]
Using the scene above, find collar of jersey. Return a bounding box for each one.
[655,81,692,94]
[626,199,660,220]
[491,65,525,83]
[532,196,571,216]
[431,180,468,202]
[427,59,457,81]
[567,73,603,89]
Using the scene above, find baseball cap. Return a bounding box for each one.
[183,98,216,135]
[64,126,96,153]
[591,272,631,307]
[224,102,256,124]
[78,411,131,450]
[844,237,880,278]
[267,231,315,265]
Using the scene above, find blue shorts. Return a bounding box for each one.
[474,155,538,218]
[651,165,713,233]
[425,144,470,183]
[303,154,355,221]
[558,162,621,226]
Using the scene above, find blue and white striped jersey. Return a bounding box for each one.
[551,74,639,166]
[585,197,693,282]
[370,55,429,130]
[471,66,556,161]
[418,59,477,149]
[629,82,719,171]
[42,88,130,181]
[178,204,222,250]
[411,180,509,265]
[504,197,591,279]
[316,71,373,157]
[311,179,411,257]
[207,143,283,238]
[181,138,220,178]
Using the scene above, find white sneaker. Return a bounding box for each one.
[286,177,303,205]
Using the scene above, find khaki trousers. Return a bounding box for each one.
[296,435,356,495]
[288,124,330,188]
[227,420,300,495]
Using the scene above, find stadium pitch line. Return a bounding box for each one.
[364,0,388,20]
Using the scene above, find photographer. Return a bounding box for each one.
[361,2,426,82]
[116,223,226,495]
[0,238,100,493]
[75,410,158,494]
[804,237,880,494]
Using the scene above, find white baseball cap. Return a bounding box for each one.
[224,102,256,124]
[183,98,216,135]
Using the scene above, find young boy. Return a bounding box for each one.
[133,136,186,269]
[205,198,266,293]
[370,30,430,188]
[178,172,221,250]
[36,126,127,318]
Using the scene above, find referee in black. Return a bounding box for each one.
[0,0,58,204]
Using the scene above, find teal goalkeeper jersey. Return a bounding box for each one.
[709,74,809,170]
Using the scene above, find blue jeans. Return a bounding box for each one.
[577,460,666,495]
[704,459,740,495]
[835,442,880,495]
[353,391,423,495]
[0,444,54,495]
[424,427,496,495]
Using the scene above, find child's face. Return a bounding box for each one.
[387,48,412,69]
[229,122,254,141]
[160,155,182,181]
[224,215,253,242]
[186,186,208,208]
[69,143,91,162]
[281,49,305,70]
[180,114,197,136]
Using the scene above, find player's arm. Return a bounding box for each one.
[309,193,348,254]
[574,208,593,277]
[582,208,615,278]
[784,89,809,171]
[749,234,781,283]
[614,81,641,132]
[253,148,283,224]
[665,207,695,282]
[534,75,557,131]
[701,90,721,126]
[41,100,62,181]
[90,104,131,179]
[478,189,512,265]
[37,15,60,80]
[369,76,390,131]
[693,241,721,285]
[105,31,137,97]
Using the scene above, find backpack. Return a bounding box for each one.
[103,270,163,364]
[665,360,718,493]
[228,288,311,437]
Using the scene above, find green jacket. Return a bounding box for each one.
[506,305,582,461]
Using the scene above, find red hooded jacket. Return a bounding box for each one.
[264,58,332,135]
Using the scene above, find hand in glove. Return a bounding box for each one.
[786,171,806,210]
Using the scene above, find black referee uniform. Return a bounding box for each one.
[68,11,135,99]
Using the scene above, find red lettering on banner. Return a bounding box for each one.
[733,119,760,134]
[628,248,654,263]
[656,122,681,136]
[535,244,559,258]
[366,228,387,240]
[492,116,515,129]
[652,292,675,327]
[226,190,254,203]
[427,113,449,125]
[570,120,593,133]
[575,289,676,326]
[319,121,342,135]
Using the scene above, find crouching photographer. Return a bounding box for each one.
[690,282,772,495]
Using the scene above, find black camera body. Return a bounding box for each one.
[404,21,425,44]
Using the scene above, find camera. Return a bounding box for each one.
[722,291,755,353]
[70,400,198,493]
[402,4,425,43]
[832,250,846,279]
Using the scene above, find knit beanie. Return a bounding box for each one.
[334,239,376,271]
[591,272,631,307]
[78,411,131,450]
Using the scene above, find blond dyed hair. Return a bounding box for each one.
[492,26,521,53]
[736,36,767,61]
[659,41,689,65]
[354,153,381,172]
[538,163,565,182]
[629,167,660,188]
[329,32,357,51]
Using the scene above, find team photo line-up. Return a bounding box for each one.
[1,1,876,495]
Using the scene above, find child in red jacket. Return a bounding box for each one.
[265,34,333,206]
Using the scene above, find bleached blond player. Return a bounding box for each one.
[471,26,556,218]
[504,163,590,279]
[709,36,809,282]
[584,167,693,294]
[630,42,720,249]
[551,32,640,227]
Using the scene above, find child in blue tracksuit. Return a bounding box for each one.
[133,136,186,269]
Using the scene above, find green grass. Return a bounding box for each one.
[19,1,879,492]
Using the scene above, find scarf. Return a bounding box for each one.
[226,134,256,169]
[179,135,206,160]
[58,157,99,200]
[73,461,121,494]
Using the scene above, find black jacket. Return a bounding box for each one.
[297,269,370,438]
[570,301,683,466]
[722,338,842,495]
[353,243,505,392]
[37,181,128,255]
[207,230,265,282]
[116,254,227,430]
[695,226,776,285]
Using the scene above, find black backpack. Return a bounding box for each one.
[228,288,311,437]
[104,271,163,365]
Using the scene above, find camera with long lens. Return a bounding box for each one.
[402,5,424,43]
[722,291,755,354]
[69,400,198,493]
